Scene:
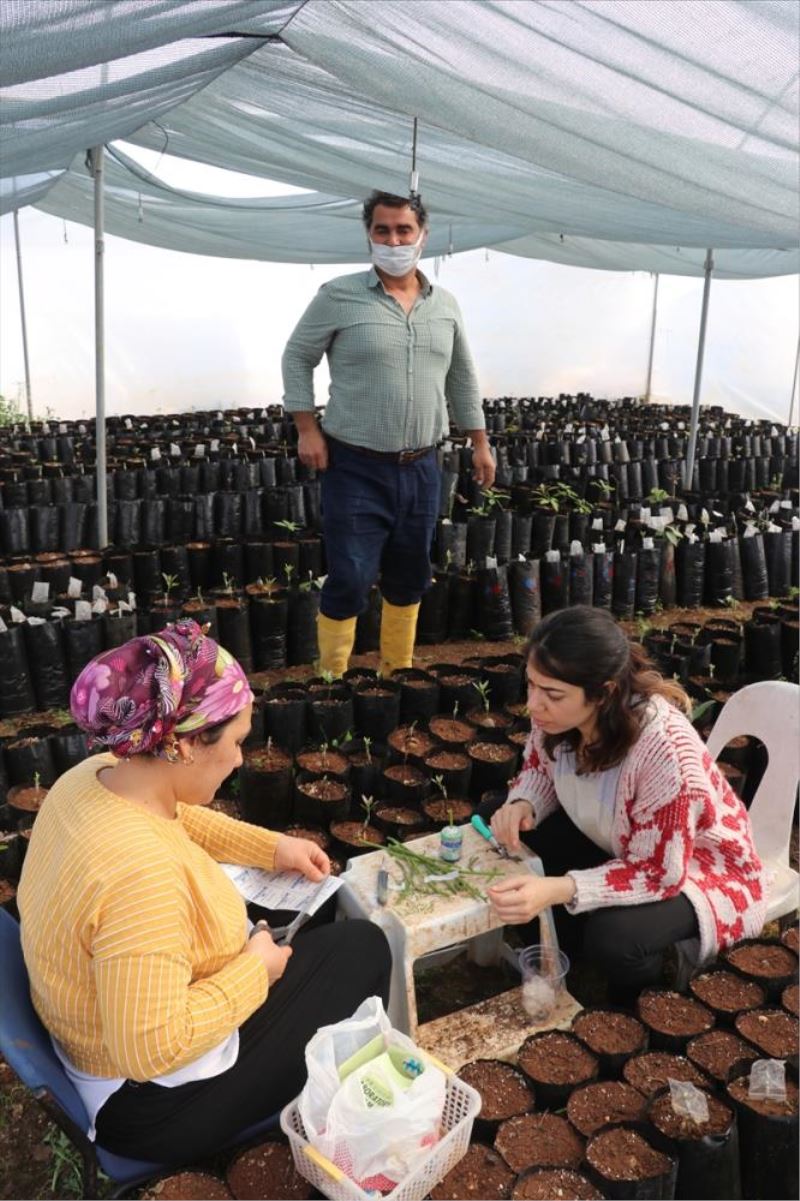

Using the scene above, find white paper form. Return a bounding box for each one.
[220,865,342,913]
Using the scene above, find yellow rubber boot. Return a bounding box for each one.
[379,600,421,676]
[317,613,357,678]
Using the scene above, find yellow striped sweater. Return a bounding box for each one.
[18,753,279,1082]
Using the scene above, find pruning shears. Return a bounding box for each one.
[471,814,523,862]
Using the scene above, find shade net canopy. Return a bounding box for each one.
[1,0,798,277]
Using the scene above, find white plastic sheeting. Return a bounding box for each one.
[1,0,798,276]
[1,207,797,423]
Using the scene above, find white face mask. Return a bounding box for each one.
[370,231,425,277]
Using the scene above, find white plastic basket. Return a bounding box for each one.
[280,1072,481,1201]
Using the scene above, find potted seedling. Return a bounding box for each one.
[422,772,474,829]
[329,793,386,859]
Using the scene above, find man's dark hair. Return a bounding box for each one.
[362,190,428,230]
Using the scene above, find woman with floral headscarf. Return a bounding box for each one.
[18,621,391,1165]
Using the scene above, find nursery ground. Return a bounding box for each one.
[2,599,796,1200]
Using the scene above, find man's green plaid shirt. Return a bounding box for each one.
[281,267,484,452]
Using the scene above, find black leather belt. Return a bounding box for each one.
[327,435,434,464]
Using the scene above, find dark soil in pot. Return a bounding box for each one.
[226,1140,314,1200]
[572,1008,648,1077]
[423,747,472,794]
[622,1051,708,1098]
[781,925,798,955]
[567,1080,647,1137]
[726,1065,799,1201]
[429,1142,515,1200]
[494,1111,584,1173]
[648,1086,734,1140]
[382,763,431,805]
[686,1028,758,1083]
[293,774,350,824]
[373,803,429,841]
[428,715,477,746]
[6,783,48,827]
[422,796,474,828]
[648,1085,740,1201]
[457,1059,534,1140]
[723,938,798,999]
[636,988,714,1051]
[465,707,514,741]
[239,744,294,828]
[781,982,798,1016]
[140,1171,232,1199]
[689,967,766,1020]
[467,740,519,795]
[726,1070,799,1119]
[518,1030,599,1110]
[734,1007,799,1058]
[386,724,437,765]
[328,819,384,858]
[511,1167,603,1200]
[294,747,349,780]
[585,1125,674,1192]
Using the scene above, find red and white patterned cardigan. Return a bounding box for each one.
[507,695,766,962]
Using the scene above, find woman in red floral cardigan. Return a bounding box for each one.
[487,606,766,999]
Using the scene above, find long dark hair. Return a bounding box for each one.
[527,607,690,772]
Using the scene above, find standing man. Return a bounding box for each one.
[282,190,494,677]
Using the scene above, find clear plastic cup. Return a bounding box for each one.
[519,944,570,1022]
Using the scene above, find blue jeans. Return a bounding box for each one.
[319,439,440,619]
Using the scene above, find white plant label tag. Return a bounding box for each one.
[26,616,46,626]
[67,577,83,598]
[545,550,561,563]
[92,585,107,602]
[677,505,689,521]
[0,616,7,633]
[615,519,626,532]
[641,507,651,520]
[124,418,133,430]
[9,606,26,623]
[31,581,50,603]
[592,542,606,554]
[211,439,220,453]
[107,572,118,589]
[92,598,108,614]
[169,442,181,457]
[709,529,723,543]
[193,444,206,458]
[780,499,792,509]
[570,540,584,556]
[128,591,137,610]
[592,518,604,530]
[150,447,161,461]
[75,600,93,621]
[642,537,654,550]
[749,1059,787,1101]
[661,507,674,523]
[769,500,781,514]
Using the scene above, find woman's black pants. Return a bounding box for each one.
[95,919,392,1164]
[480,801,699,1002]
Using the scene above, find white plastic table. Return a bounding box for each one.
[337,825,580,1068]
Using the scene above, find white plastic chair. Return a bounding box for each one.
[706,680,800,924]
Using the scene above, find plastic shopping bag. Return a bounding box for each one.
[298,996,447,1192]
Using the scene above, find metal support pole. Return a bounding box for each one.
[12,210,33,426]
[685,249,714,488]
[90,146,108,549]
[788,331,799,427]
[644,273,659,402]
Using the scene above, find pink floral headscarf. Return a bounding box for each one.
[70,619,253,759]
